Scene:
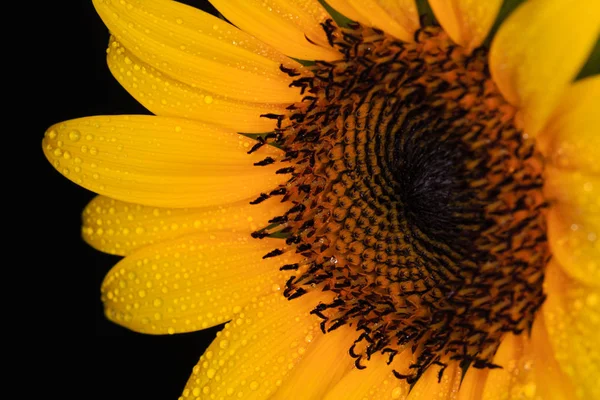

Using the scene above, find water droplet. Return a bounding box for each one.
[305,333,313,343]
[69,130,81,142]
[204,95,213,104]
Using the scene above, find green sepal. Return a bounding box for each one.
[576,37,600,81]
[318,0,354,28]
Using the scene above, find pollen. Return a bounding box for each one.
[251,23,549,384]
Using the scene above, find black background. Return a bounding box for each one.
[36,1,223,398]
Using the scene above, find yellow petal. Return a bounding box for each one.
[272,327,356,399]
[482,333,530,400]
[489,0,600,137]
[107,38,290,133]
[208,0,340,61]
[273,326,358,400]
[537,75,600,175]
[407,362,462,400]
[543,260,600,399]
[528,312,577,400]
[457,368,489,400]
[481,314,574,400]
[326,0,420,42]
[545,166,600,216]
[323,353,410,400]
[478,310,575,400]
[42,116,287,208]
[181,291,330,399]
[93,0,305,103]
[429,0,502,51]
[102,232,297,334]
[82,195,290,256]
[547,204,600,287]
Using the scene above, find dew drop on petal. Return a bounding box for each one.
[68,130,81,142]
[391,387,404,399]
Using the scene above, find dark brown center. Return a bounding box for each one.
[250,22,548,384]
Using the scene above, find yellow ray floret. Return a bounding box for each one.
[102,232,300,334]
[428,0,502,51]
[537,75,600,175]
[326,0,420,42]
[545,167,600,217]
[208,0,341,61]
[323,352,411,400]
[489,0,599,137]
[546,204,600,287]
[480,321,573,400]
[272,327,357,399]
[457,368,490,400]
[107,38,292,133]
[82,195,290,256]
[181,291,331,399]
[406,363,462,400]
[482,332,531,400]
[93,0,306,103]
[543,260,600,399]
[42,115,288,208]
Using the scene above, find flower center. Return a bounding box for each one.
[251,23,549,383]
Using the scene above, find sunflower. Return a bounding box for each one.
[43,0,598,398]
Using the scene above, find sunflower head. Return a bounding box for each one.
[44,0,599,398]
